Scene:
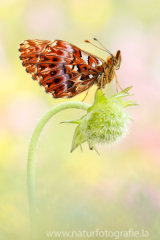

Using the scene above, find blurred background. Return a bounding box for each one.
[0,0,160,239]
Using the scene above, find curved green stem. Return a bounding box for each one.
[27,101,90,239]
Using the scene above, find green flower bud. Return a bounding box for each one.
[63,87,138,155]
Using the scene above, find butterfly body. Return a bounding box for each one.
[19,39,121,98]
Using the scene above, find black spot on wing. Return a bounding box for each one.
[52,57,59,62]
[49,63,57,68]
[54,77,61,84]
[46,77,62,89]
[77,64,91,73]
[67,81,74,89]
[51,70,58,76]
[83,66,87,70]
[39,65,47,71]
[41,56,50,62]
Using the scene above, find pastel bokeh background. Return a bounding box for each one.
[1,0,160,239]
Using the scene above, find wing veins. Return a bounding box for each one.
[40,69,98,84]
[56,77,96,98]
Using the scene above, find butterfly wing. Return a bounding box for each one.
[19,39,105,98]
[19,39,51,81]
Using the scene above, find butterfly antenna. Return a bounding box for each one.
[84,40,112,55]
[93,38,114,57]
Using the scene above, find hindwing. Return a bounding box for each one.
[19,39,105,98]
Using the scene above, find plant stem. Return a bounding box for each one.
[27,101,90,239]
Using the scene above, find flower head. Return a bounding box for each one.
[63,87,138,155]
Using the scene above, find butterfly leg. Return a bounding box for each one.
[116,76,119,93]
[100,73,105,93]
[115,71,128,94]
[101,73,104,89]
[81,89,89,102]
[97,73,105,95]
[97,75,102,88]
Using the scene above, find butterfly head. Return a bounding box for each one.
[85,39,122,71]
[112,50,121,70]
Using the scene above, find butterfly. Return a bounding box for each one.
[18,38,122,98]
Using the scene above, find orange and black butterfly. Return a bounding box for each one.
[18,39,122,98]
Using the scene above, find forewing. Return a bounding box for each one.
[19,39,105,98]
